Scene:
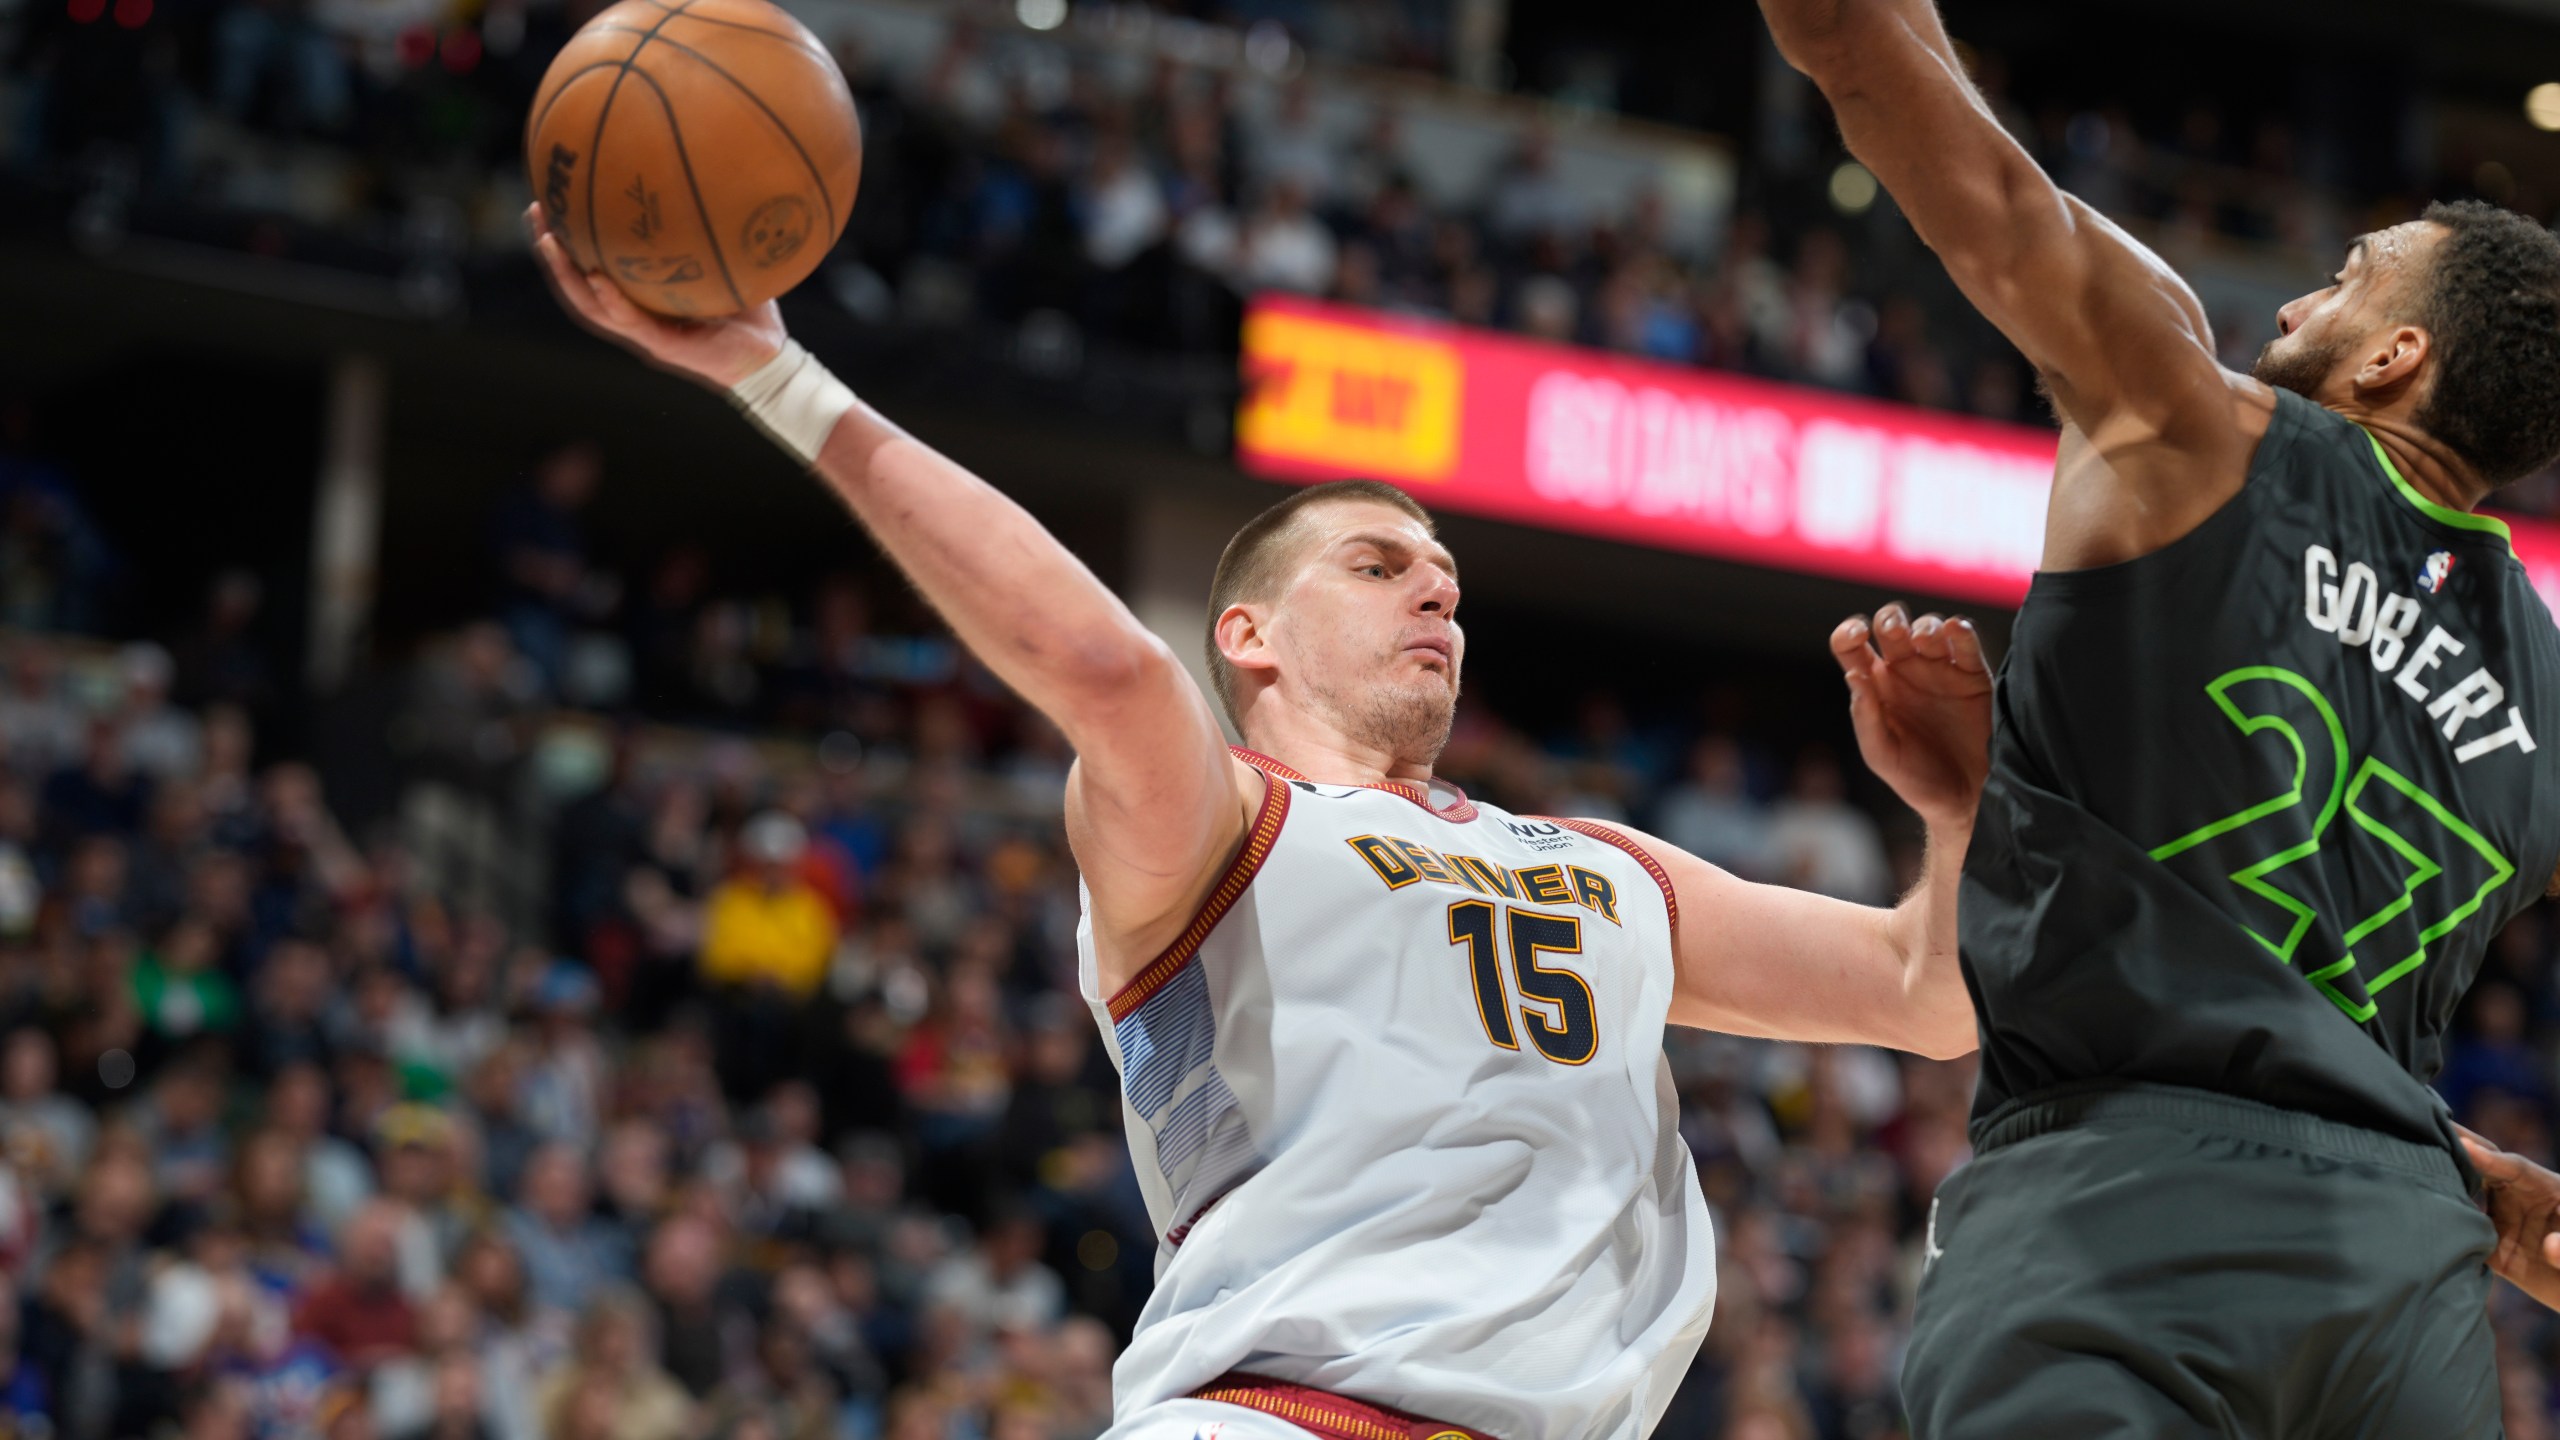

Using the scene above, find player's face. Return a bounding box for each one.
[1268,502,1465,764]
[2255,222,2443,401]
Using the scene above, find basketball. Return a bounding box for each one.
[525,0,861,318]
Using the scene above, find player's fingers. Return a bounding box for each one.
[2461,1131,2524,1181]
[530,228,606,324]
[1872,602,1917,664]
[2544,1229,2560,1269]
[1946,616,1989,674]
[1830,614,1878,684]
[581,267,651,331]
[1908,613,1952,661]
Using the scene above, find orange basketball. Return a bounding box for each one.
[525,0,861,318]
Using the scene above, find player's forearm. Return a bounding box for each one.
[804,399,1179,733]
[1884,817,1979,1061]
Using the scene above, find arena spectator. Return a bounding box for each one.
[630,1212,734,1398]
[172,570,276,718]
[1764,747,1894,905]
[492,444,611,698]
[1656,734,1772,879]
[1239,179,1339,296]
[692,813,829,1101]
[501,1143,618,1316]
[534,1290,694,1440]
[115,644,203,783]
[0,1027,93,1200]
[1083,134,1170,273]
[295,1200,422,1370]
[42,720,149,854]
[701,814,837,1001]
[2442,983,2551,1119]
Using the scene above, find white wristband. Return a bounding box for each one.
[727,339,857,466]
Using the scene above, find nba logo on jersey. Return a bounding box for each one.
[2418,550,2456,594]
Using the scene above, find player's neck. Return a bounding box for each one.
[2344,410,2495,515]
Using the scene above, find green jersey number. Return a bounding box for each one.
[2150,666,2516,1021]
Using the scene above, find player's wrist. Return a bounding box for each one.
[1915,802,1976,844]
[726,339,856,466]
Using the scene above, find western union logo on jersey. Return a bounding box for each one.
[1237,307,1462,484]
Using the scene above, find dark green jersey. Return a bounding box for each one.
[1962,389,2560,1151]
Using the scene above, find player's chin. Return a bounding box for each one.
[1399,661,1459,700]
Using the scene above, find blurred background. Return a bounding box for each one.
[9,0,2560,1435]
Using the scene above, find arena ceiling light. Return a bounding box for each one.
[1018,0,1068,31]
[2528,82,2560,131]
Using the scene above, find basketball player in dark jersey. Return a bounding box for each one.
[1758,1,2560,1434]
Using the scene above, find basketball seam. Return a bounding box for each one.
[584,24,839,238]
[621,65,751,312]
[624,0,827,61]
[580,0,706,278]
[528,60,628,155]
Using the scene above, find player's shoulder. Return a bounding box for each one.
[2226,371,2287,448]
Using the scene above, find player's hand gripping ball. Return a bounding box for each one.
[526,0,861,318]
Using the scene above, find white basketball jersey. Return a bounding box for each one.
[1077,748,1716,1440]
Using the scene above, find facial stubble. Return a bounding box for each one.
[2251,333,2347,400]
[1306,648,1459,769]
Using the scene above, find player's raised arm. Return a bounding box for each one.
[1650,604,1985,1060]
[1759,0,2261,567]
[526,206,1251,988]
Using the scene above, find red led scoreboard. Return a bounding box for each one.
[1236,295,2560,610]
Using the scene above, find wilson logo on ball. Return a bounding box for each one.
[542,143,577,221]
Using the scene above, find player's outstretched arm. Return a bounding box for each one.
[1758,0,2261,569]
[526,205,1253,987]
[1651,604,1984,1060]
[2459,1126,2560,1310]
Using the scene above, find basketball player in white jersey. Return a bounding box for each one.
[528,203,1990,1440]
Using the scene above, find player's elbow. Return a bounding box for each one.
[1909,1017,1980,1063]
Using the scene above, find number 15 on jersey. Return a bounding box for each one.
[1448,900,1598,1065]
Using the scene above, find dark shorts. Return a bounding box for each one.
[1903,1082,2500,1440]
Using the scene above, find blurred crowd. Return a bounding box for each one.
[13,0,2511,440]
[0,562,1967,1440]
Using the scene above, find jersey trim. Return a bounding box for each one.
[1533,817,1679,936]
[1187,1373,1499,1440]
[1231,746,1482,823]
[1105,767,1293,1022]
[1163,1188,1230,1248]
[1231,746,1311,781]
[2362,428,2514,548]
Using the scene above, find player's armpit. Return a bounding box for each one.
[1067,738,1261,1000]
[1623,824,1977,1060]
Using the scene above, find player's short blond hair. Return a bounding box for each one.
[1204,480,1437,728]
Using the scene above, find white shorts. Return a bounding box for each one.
[1096,1398,1317,1440]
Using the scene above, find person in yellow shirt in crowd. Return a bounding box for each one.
[700,812,840,1098]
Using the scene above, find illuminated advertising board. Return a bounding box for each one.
[1236,295,2560,610]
